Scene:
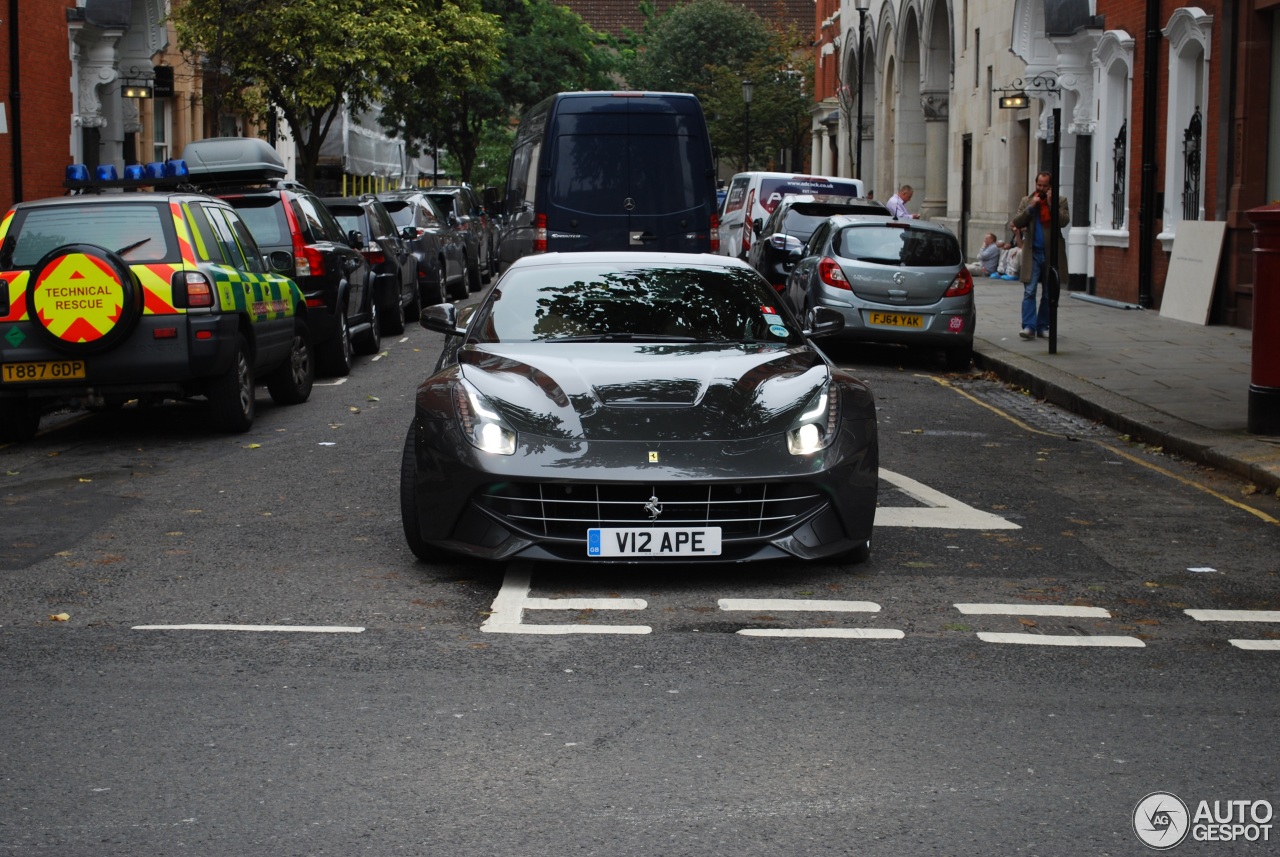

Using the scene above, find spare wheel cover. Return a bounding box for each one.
[28,243,143,355]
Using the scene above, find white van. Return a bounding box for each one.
[718,172,864,259]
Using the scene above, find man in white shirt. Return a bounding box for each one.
[886,185,915,219]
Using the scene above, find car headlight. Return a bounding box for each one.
[787,382,839,455]
[453,379,516,455]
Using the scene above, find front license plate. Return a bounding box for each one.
[1,360,87,383]
[868,312,924,328]
[587,527,723,557]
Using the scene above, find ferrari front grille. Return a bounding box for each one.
[474,482,827,542]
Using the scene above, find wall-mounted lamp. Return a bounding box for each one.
[998,94,1029,109]
[122,79,153,99]
[121,66,155,99]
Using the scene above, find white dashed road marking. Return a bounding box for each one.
[958,603,1144,647]
[719,598,901,639]
[975,632,1146,647]
[718,599,880,613]
[955,604,1112,618]
[132,624,364,633]
[1184,610,1280,623]
[738,628,905,639]
[1184,610,1280,651]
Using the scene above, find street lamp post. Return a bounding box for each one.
[854,0,868,182]
[741,78,754,170]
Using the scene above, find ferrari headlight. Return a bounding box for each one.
[787,383,839,455]
[454,379,516,455]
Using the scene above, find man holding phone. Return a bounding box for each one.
[1011,172,1069,340]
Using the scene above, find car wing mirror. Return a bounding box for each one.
[347,229,364,248]
[420,301,465,336]
[752,217,763,236]
[803,305,845,338]
[401,225,418,241]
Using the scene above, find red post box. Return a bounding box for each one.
[1246,204,1280,434]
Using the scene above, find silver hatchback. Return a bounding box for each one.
[784,214,975,370]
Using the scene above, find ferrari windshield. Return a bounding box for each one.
[471,263,802,345]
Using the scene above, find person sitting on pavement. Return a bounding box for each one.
[886,185,916,220]
[995,228,1022,280]
[968,233,1000,277]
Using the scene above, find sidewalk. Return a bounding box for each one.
[970,279,1280,492]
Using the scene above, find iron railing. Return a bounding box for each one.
[1182,108,1202,221]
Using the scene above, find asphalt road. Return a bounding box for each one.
[3,311,1279,855]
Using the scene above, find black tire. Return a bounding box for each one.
[467,249,482,292]
[320,303,353,376]
[27,243,143,356]
[400,425,432,562]
[355,298,381,356]
[0,400,42,442]
[944,343,973,372]
[406,276,424,323]
[207,334,255,433]
[265,323,314,405]
[383,283,407,336]
[449,259,470,301]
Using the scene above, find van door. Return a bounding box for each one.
[544,98,713,253]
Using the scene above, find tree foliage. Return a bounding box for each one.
[171,0,499,186]
[626,2,813,173]
[624,0,772,102]
[380,0,613,185]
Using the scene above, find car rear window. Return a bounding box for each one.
[327,207,368,238]
[5,203,177,267]
[475,264,798,345]
[836,224,961,266]
[224,196,290,246]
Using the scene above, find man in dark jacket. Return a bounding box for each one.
[1011,171,1069,340]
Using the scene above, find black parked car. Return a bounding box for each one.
[748,194,888,290]
[183,137,373,377]
[375,189,468,304]
[323,195,418,343]
[427,186,493,292]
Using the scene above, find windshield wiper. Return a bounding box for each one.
[545,333,698,343]
[116,237,152,256]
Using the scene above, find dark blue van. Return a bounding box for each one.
[497,91,719,269]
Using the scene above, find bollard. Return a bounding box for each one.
[1247,204,1280,434]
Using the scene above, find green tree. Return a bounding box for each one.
[701,30,813,172]
[624,0,772,102]
[381,0,613,184]
[171,0,497,186]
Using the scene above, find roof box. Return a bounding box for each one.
[182,137,287,185]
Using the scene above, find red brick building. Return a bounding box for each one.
[0,1,77,210]
[560,0,811,39]
[1089,1,1269,329]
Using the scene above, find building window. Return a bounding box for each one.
[1111,121,1127,229]
[1092,29,1134,246]
[1159,8,1212,248]
[153,101,170,162]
